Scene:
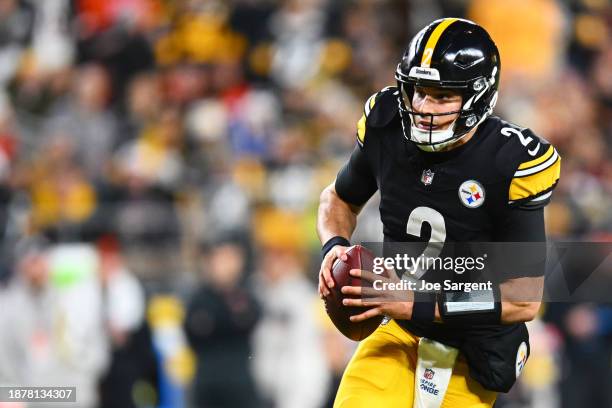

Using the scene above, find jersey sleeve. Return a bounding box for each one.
[335,87,396,205]
[487,207,547,280]
[356,92,378,148]
[356,86,397,148]
[335,144,377,206]
[499,127,561,210]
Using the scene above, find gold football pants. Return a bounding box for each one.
[334,320,497,408]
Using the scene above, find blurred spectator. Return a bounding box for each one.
[251,209,330,408]
[0,242,109,408]
[73,0,158,101]
[544,303,612,408]
[0,0,35,85]
[29,0,74,75]
[97,236,159,408]
[27,134,97,241]
[154,0,245,67]
[45,64,118,180]
[184,237,261,408]
[114,105,184,189]
[119,71,162,144]
[109,104,184,280]
[204,179,251,237]
[268,0,330,89]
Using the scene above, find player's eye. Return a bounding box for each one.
[414,88,455,102]
[432,92,453,100]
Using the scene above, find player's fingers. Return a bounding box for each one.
[319,259,332,293]
[322,253,339,289]
[321,245,350,292]
[342,285,385,302]
[350,307,381,322]
[349,268,380,283]
[387,267,402,283]
[334,245,349,262]
[318,274,327,298]
[319,268,332,296]
[361,286,384,300]
[323,268,335,289]
[342,297,362,307]
[343,298,381,307]
[340,285,361,296]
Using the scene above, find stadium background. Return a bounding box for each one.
[0,0,610,407]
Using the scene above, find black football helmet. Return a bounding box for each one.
[395,18,500,151]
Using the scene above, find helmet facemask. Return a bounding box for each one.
[395,65,499,152]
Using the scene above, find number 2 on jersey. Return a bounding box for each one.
[501,127,540,156]
[406,206,446,278]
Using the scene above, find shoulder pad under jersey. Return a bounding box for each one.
[356,86,399,146]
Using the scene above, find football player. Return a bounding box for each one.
[317,18,560,407]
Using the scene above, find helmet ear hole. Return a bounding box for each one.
[473,78,487,91]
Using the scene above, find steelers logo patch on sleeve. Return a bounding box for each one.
[458,180,485,208]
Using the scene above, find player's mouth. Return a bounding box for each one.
[415,121,443,131]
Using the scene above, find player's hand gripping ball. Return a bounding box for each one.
[323,245,383,341]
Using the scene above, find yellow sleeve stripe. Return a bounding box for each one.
[357,113,366,145]
[357,90,384,145]
[509,156,561,201]
[517,145,554,170]
[421,18,458,68]
[364,93,377,116]
[514,148,559,177]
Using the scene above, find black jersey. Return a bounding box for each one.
[334,87,560,349]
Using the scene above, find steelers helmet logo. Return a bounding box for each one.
[458,180,485,208]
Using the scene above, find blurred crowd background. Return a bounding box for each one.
[0,0,610,407]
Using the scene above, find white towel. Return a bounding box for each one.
[413,337,459,408]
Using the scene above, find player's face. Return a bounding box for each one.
[409,86,462,130]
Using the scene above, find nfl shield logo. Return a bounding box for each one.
[421,169,435,185]
[424,368,435,379]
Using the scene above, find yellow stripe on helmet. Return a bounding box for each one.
[420,18,459,68]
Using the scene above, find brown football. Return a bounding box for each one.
[323,245,383,341]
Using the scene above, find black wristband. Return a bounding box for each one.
[322,236,351,259]
[411,291,437,322]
